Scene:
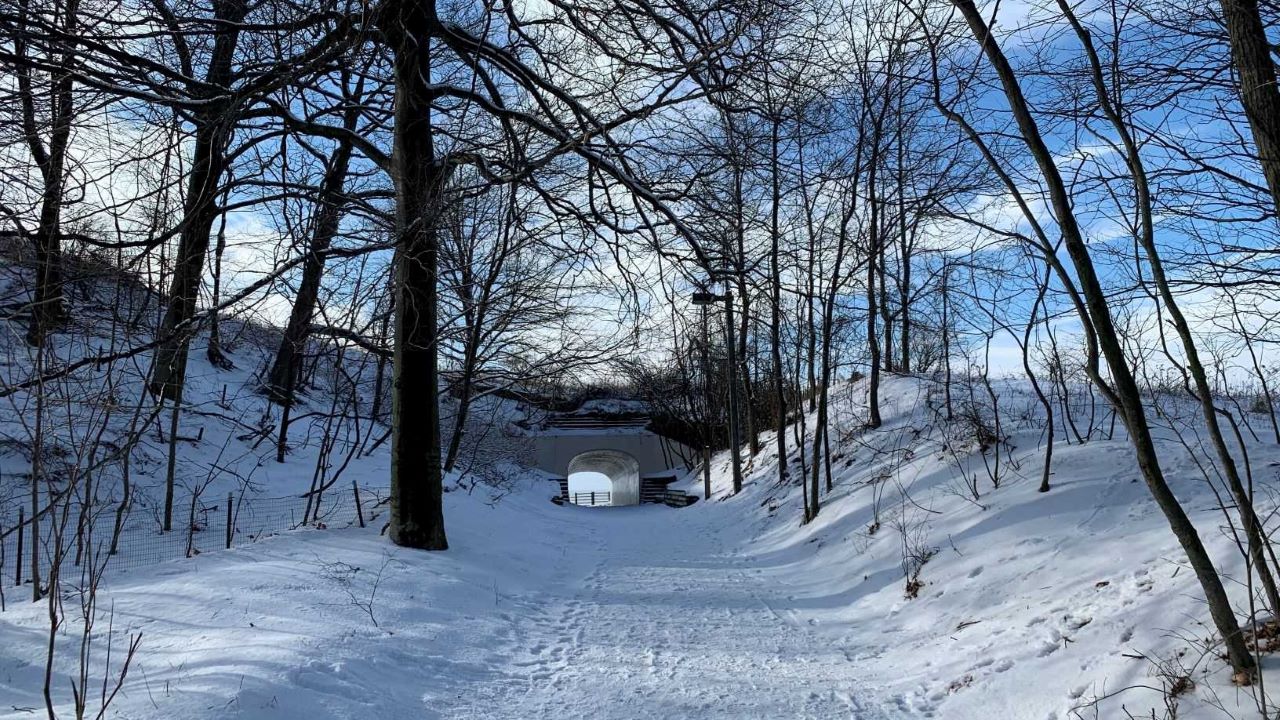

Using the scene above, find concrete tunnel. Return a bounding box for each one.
[566,449,641,506]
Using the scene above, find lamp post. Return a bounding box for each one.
[692,287,744,496]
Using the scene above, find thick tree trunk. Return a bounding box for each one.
[1219,0,1280,217]
[385,0,448,550]
[27,174,67,348]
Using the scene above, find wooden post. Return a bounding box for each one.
[225,492,233,549]
[353,480,365,528]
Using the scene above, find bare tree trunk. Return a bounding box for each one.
[725,290,745,494]
[799,138,819,412]
[384,0,448,550]
[148,0,248,400]
[866,152,883,429]
[266,108,359,404]
[728,153,759,458]
[896,105,912,374]
[16,0,77,347]
[369,285,393,424]
[769,114,788,483]
[702,304,713,499]
[30,350,46,601]
[1023,263,1053,493]
[1218,0,1280,216]
[206,193,235,370]
[878,223,894,374]
[941,264,953,419]
[737,271,759,458]
[442,333,478,473]
[1233,300,1280,444]
[1059,0,1280,617]
[949,0,1253,673]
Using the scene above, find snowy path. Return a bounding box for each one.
[424,506,887,719]
[0,491,894,720]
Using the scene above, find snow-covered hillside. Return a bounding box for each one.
[4,365,1279,718]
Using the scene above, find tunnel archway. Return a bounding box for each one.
[567,450,641,506]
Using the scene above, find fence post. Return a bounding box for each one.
[353,480,365,528]
[15,507,23,587]
[225,492,233,550]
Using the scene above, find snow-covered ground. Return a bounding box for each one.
[1,489,901,719]
[5,372,1280,718]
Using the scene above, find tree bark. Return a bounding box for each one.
[724,290,745,494]
[206,194,235,370]
[1219,0,1280,218]
[384,0,448,550]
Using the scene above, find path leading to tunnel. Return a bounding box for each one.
[430,502,890,719]
[1,486,895,720]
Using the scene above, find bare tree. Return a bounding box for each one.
[930,0,1254,674]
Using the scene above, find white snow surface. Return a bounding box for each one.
[3,375,1280,718]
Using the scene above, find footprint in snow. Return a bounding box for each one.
[1063,613,1092,630]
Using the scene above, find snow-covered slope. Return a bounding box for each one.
[703,375,1280,719]
[2,350,1278,718]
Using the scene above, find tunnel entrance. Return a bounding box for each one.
[567,450,641,506]
[533,414,698,508]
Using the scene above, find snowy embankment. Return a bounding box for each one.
[712,377,1279,719]
[3,366,1280,718]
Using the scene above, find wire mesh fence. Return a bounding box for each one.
[0,483,386,604]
